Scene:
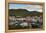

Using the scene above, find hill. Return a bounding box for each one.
[9,9,43,17]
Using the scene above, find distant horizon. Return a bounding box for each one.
[9,4,42,12]
[9,9,43,13]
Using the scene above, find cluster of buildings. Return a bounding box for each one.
[9,16,42,22]
[9,16,43,29]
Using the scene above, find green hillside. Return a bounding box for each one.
[9,9,43,17]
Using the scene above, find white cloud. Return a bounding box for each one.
[18,5,42,12]
[9,4,42,12]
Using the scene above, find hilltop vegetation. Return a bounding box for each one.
[9,9,43,17]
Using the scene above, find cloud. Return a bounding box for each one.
[9,4,42,12]
[21,5,42,12]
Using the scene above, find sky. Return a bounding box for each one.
[9,4,30,9]
[9,4,42,12]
